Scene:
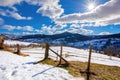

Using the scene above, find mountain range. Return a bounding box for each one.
[1,32,120,51]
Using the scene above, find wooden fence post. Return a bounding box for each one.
[59,44,63,65]
[49,48,69,67]
[56,50,58,61]
[16,44,20,55]
[44,43,49,60]
[0,36,4,49]
[86,44,92,80]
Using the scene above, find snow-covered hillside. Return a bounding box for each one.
[2,32,120,51]
[4,40,33,46]
[68,38,120,50]
[5,40,119,67]
[0,50,84,80]
[19,37,120,52]
[0,40,85,80]
[1,40,120,80]
[21,46,120,67]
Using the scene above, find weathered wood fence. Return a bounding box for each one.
[0,36,4,49]
[0,36,28,56]
[0,36,95,79]
[86,44,92,80]
[36,43,69,67]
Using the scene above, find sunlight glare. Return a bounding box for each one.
[85,0,97,11]
[88,3,95,10]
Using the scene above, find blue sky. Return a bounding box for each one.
[0,0,120,35]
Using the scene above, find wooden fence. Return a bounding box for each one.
[0,36,95,80]
[0,36,28,56]
[36,43,69,67]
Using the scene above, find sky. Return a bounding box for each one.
[0,0,120,35]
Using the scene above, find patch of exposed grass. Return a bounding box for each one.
[67,61,120,80]
[0,45,15,53]
[0,45,29,57]
[39,58,59,66]
[39,59,120,80]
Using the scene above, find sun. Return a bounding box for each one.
[88,3,95,11]
[85,0,97,11]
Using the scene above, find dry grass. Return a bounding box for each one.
[39,59,120,80]
[3,45,15,53]
[37,58,59,66]
[67,61,120,80]
[0,44,29,57]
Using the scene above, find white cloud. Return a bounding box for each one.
[79,28,93,35]
[99,17,120,25]
[55,0,120,26]
[68,27,93,35]
[36,24,67,35]
[0,0,64,19]
[99,32,111,35]
[22,32,31,35]
[35,29,41,33]
[38,23,93,35]
[1,25,15,31]
[26,0,64,19]
[0,9,32,20]
[16,26,33,31]
[52,24,67,31]
[22,26,33,31]
[10,12,32,20]
[26,17,32,20]
[41,24,53,34]
[65,23,94,35]
[0,18,4,25]
[1,25,34,31]
[0,9,7,16]
[70,24,80,28]
[10,6,18,11]
[36,3,64,19]
[0,0,22,6]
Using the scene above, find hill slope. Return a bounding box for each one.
[1,32,120,51]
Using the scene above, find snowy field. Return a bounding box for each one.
[21,46,120,67]
[0,40,84,80]
[1,40,120,80]
[0,51,84,80]
[4,40,33,46]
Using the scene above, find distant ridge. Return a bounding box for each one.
[0,32,120,41]
[1,32,120,51]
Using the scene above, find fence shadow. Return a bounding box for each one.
[25,62,37,64]
[32,66,55,77]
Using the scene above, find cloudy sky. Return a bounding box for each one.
[0,0,120,35]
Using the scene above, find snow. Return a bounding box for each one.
[1,40,120,80]
[50,46,120,67]
[21,46,120,67]
[68,38,120,50]
[0,51,84,80]
[4,40,33,46]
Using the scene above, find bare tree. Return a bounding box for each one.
[104,46,119,59]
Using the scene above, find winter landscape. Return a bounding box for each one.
[0,0,120,80]
[0,35,120,80]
